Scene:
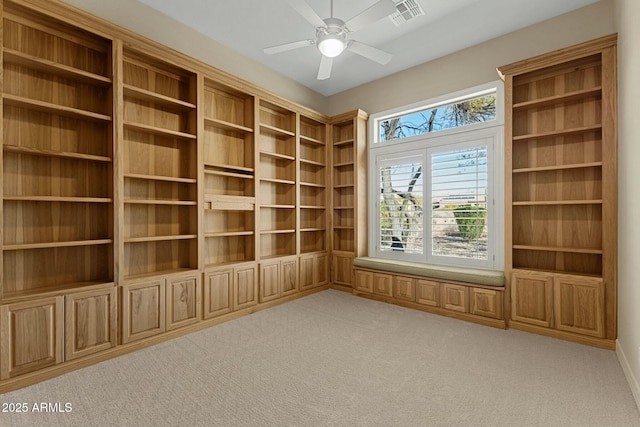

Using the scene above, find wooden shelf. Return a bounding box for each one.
[300,181,325,188]
[300,134,324,145]
[334,161,354,168]
[260,229,296,235]
[260,151,295,161]
[261,204,295,209]
[301,228,325,232]
[512,162,602,174]
[125,235,197,243]
[512,200,602,206]
[333,183,354,189]
[261,177,295,185]
[3,196,112,203]
[300,158,326,167]
[513,87,602,110]
[123,121,197,140]
[3,94,112,122]
[3,144,112,162]
[3,239,113,251]
[204,169,254,180]
[334,138,354,146]
[333,225,354,230]
[124,268,197,283]
[124,173,197,184]
[204,117,253,133]
[205,231,254,237]
[513,124,602,142]
[123,84,196,110]
[513,245,603,255]
[333,206,355,210]
[259,123,295,137]
[300,205,326,210]
[3,48,112,85]
[124,199,197,206]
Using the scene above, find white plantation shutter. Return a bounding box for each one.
[430,143,489,261]
[378,154,424,259]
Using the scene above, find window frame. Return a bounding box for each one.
[368,81,504,270]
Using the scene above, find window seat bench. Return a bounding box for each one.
[352,257,506,328]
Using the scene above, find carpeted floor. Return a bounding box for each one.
[1,289,638,426]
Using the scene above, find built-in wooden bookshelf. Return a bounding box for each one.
[258,99,297,260]
[202,78,256,267]
[330,111,368,289]
[1,2,114,303]
[120,48,198,280]
[499,35,617,348]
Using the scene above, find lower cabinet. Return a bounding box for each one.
[203,263,258,318]
[353,268,505,325]
[65,287,117,361]
[260,256,298,303]
[300,252,328,291]
[0,297,64,380]
[332,252,354,288]
[511,270,605,338]
[121,271,201,344]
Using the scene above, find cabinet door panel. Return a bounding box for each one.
[1,297,64,380]
[354,270,373,293]
[166,274,201,331]
[204,269,233,319]
[511,272,553,328]
[299,256,315,291]
[281,258,298,296]
[394,276,415,302]
[554,276,604,337]
[234,264,258,309]
[373,273,393,297]
[470,288,503,320]
[65,288,117,361]
[416,279,440,307]
[315,253,329,286]
[332,253,354,286]
[121,279,166,344]
[442,283,469,313]
[260,261,281,303]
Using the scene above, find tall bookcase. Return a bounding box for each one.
[0,1,116,378]
[119,47,200,343]
[499,35,617,348]
[330,110,368,290]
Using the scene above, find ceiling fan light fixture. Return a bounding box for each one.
[317,36,346,57]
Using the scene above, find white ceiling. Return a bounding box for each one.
[87,0,600,96]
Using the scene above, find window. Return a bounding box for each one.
[369,82,504,270]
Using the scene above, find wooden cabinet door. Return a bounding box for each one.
[554,276,604,337]
[394,276,415,302]
[204,268,233,319]
[65,287,117,361]
[416,279,440,307]
[315,253,329,286]
[121,279,166,344]
[511,271,554,328]
[1,297,64,380]
[281,257,298,296]
[299,255,315,291]
[300,253,325,291]
[260,260,281,303]
[373,273,393,297]
[166,273,201,331]
[470,288,503,320]
[332,253,354,286]
[354,270,373,293]
[234,264,258,310]
[442,283,469,313]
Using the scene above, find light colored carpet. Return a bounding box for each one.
[1,289,638,426]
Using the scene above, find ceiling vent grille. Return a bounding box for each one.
[389,0,425,26]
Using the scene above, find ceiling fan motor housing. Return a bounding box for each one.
[316,17,348,57]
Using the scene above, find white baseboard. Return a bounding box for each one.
[617,339,640,411]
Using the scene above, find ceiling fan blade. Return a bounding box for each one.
[264,39,314,55]
[288,0,326,28]
[345,0,397,32]
[348,40,392,64]
[317,55,333,80]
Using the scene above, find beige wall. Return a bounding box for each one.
[614,0,640,407]
[327,0,616,116]
[61,0,330,113]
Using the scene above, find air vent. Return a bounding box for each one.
[389,0,425,26]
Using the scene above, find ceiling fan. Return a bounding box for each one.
[264,0,396,80]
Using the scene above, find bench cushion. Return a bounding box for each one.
[353,257,504,287]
